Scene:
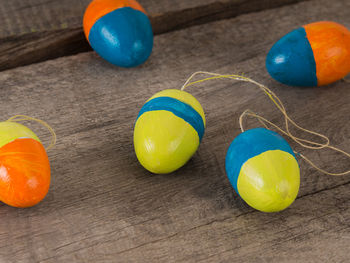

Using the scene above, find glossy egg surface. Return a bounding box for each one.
[0,122,50,208]
[225,128,300,212]
[83,0,153,67]
[134,89,206,174]
[266,21,350,86]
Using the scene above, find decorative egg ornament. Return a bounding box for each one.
[83,0,153,67]
[134,89,206,174]
[0,122,50,208]
[266,21,350,86]
[225,128,300,212]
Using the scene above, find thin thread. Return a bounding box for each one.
[6,115,56,151]
[181,71,350,176]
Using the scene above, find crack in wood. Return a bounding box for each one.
[0,0,312,72]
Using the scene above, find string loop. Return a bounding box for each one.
[181,71,350,176]
[6,115,56,150]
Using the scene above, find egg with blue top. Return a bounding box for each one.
[134,89,206,174]
[83,0,153,67]
[225,128,300,212]
[266,21,350,87]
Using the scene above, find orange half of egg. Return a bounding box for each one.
[304,21,350,86]
[0,138,50,208]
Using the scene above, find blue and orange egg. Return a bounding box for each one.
[134,89,206,174]
[83,0,153,67]
[225,128,300,212]
[266,21,350,86]
[0,122,50,208]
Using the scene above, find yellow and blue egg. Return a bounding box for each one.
[225,128,300,212]
[134,89,205,174]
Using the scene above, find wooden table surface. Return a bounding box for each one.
[0,0,349,262]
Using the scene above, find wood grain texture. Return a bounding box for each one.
[0,0,349,262]
[0,0,310,71]
[0,0,215,37]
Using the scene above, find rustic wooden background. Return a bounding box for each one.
[0,0,349,262]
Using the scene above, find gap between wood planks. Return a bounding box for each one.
[0,0,311,72]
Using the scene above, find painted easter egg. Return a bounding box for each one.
[225,128,300,212]
[83,0,153,67]
[0,122,50,208]
[134,89,206,174]
[266,21,350,86]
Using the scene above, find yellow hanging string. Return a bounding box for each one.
[181,71,350,176]
[6,115,57,151]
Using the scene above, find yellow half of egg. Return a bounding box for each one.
[237,150,300,212]
[0,122,40,148]
[134,110,200,174]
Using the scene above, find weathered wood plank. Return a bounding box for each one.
[0,0,216,38]
[0,0,310,71]
[0,0,349,262]
[0,0,311,38]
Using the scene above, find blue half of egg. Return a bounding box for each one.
[266,27,317,87]
[88,7,153,68]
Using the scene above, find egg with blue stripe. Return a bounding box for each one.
[266,21,350,87]
[225,128,300,212]
[83,0,153,67]
[134,89,206,174]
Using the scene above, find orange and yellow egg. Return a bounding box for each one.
[0,121,50,208]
